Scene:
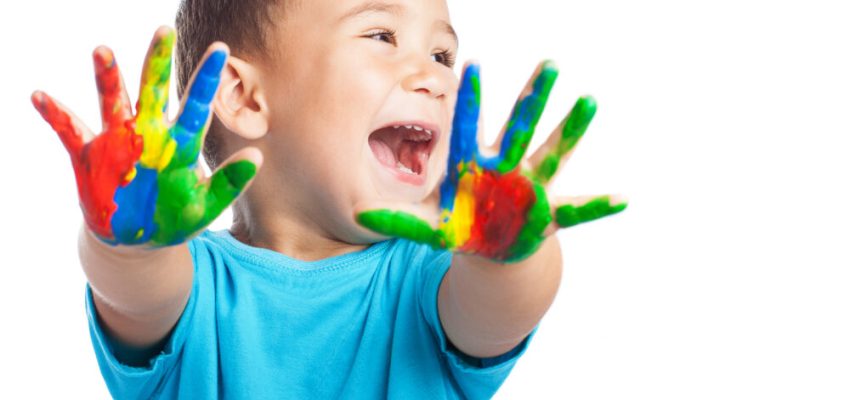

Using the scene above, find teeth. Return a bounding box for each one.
[396,161,415,174]
[388,124,435,139]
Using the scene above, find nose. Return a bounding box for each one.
[400,58,452,99]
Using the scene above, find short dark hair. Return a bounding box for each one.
[175,0,282,168]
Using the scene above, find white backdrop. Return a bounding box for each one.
[1,0,849,398]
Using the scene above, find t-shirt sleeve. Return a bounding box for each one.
[417,246,537,400]
[84,240,203,399]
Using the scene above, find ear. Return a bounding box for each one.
[214,55,269,140]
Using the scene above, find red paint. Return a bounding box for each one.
[461,169,536,259]
[32,52,142,239]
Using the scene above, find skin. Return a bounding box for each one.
[35,0,625,360]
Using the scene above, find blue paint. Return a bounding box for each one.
[439,63,481,216]
[172,50,226,168]
[110,166,159,244]
[476,61,557,172]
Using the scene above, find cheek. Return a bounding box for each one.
[325,44,393,94]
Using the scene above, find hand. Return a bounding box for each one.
[357,61,626,262]
[32,27,261,246]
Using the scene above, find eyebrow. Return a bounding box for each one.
[337,1,404,22]
[338,1,459,47]
[437,20,459,48]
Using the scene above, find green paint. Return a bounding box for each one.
[152,160,257,245]
[496,62,558,174]
[504,182,553,262]
[145,32,174,110]
[205,160,257,222]
[471,73,481,107]
[533,96,597,183]
[357,210,446,249]
[554,196,627,228]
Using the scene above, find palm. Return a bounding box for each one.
[33,28,257,246]
[358,62,626,262]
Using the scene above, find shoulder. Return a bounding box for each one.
[382,238,452,268]
[377,239,454,287]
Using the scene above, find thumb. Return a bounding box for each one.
[201,146,263,225]
[354,201,445,249]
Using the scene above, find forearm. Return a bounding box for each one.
[79,225,193,347]
[438,236,562,358]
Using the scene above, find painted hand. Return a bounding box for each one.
[32,27,260,246]
[357,61,626,262]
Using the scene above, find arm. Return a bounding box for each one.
[32,27,260,351]
[358,61,626,358]
[80,227,193,348]
[439,237,561,357]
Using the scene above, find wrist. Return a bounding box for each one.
[78,224,178,265]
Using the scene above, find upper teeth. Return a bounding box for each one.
[392,124,433,136]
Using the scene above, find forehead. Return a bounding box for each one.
[333,0,451,18]
[297,0,453,31]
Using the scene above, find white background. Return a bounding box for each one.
[2,0,849,398]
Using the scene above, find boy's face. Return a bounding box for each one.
[256,0,459,242]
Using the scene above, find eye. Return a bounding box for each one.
[432,50,456,68]
[365,29,397,45]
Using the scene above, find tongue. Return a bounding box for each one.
[369,127,429,174]
[397,141,428,174]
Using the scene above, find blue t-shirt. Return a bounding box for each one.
[86,230,534,399]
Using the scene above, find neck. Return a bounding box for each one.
[229,191,367,262]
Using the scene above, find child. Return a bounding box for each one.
[32,0,626,398]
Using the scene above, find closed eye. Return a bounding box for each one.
[364,29,455,68]
[432,50,456,68]
[365,29,397,45]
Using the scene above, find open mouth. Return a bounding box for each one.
[368,123,439,184]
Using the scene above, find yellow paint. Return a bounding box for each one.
[137,118,175,169]
[439,162,478,247]
[123,166,137,184]
[136,31,176,171]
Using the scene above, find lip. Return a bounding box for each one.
[370,119,442,186]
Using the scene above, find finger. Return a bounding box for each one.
[545,194,628,235]
[169,44,229,169]
[200,146,262,226]
[529,96,597,185]
[136,27,177,171]
[355,203,446,250]
[137,26,174,121]
[150,146,261,246]
[31,91,93,159]
[478,60,558,173]
[439,62,481,214]
[93,46,132,132]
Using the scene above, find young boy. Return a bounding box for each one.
[32,0,626,398]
